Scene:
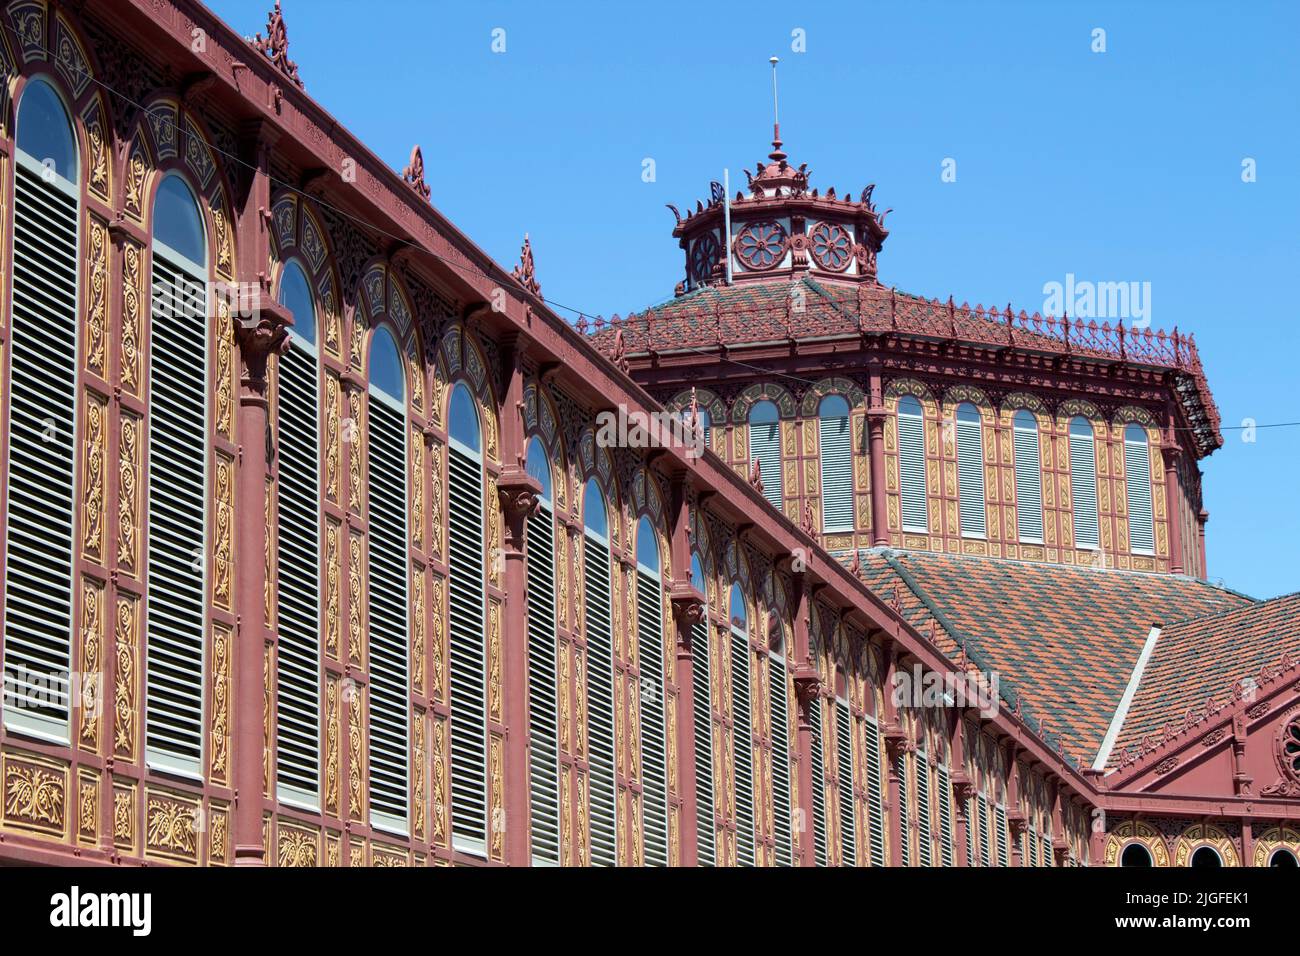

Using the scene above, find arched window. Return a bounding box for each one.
[690,552,715,866]
[145,171,208,778]
[729,581,755,866]
[818,395,853,532]
[915,721,932,866]
[1270,848,1298,867]
[864,685,886,866]
[446,381,485,851]
[1069,417,1100,550]
[696,408,711,455]
[276,260,321,808]
[1124,424,1155,554]
[897,396,928,533]
[748,400,782,510]
[525,438,560,865]
[1121,842,1153,867]
[3,77,80,742]
[769,616,793,866]
[367,327,409,834]
[583,478,617,866]
[1190,846,1222,868]
[934,721,955,866]
[635,516,669,866]
[836,677,856,866]
[955,403,986,537]
[1012,410,1044,543]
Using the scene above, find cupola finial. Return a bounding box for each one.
[768,55,786,163]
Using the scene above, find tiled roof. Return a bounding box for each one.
[1109,592,1300,766]
[589,276,1222,455]
[853,549,1252,766]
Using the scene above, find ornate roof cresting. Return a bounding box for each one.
[511,233,541,297]
[254,1,304,89]
[402,145,430,201]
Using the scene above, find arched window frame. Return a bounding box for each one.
[272,255,324,809]
[2,73,84,744]
[144,165,211,780]
[633,511,670,866]
[817,394,854,533]
[765,585,794,867]
[896,395,928,534]
[1068,415,1101,551]
[365,322,411,836]
[747,400,783,511]
[954,402,987,538]
[1123,422,1156,555]
[1011,408,1045,544]
[728,577,756,866]
[523,434,561,865]
[581,471,619,866]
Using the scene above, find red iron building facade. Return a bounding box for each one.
[0,0,1296,868]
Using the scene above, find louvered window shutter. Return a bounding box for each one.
[866,716,885,866]
[979,796,992,866]
[3,151,79,741]
[276,333,321,807]
[819,411,853,532]
[996,803,1009,866]
[916,748,932,866]
[965,796,976,866]
[145,249,208,777]
[448,438,486,851]
[731,626,755,866]
[1069,419,1100,549]
[1013,411,1044,543]
[368,393,409,833]
[1125,426,1155,553]
[583,533,617,866]
[810,696,828,866]
[836,696,856,866]
[748,417,783,510]
[770,655,793,866]
[955,405,986,537]
[896,750,910,866]
[692,618,715,866]
[897,399,928,532]
[527,501,560,865]
[938,762,954,866]
[636,569,669,866]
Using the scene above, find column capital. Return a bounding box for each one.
[496,466,542,552]
[235,297,293,396]
[793,668,821,724]
[669,583,706,639]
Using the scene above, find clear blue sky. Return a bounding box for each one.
[212,1,1299,599]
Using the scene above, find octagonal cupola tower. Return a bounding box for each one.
[667,124,891,295]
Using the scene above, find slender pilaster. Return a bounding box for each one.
[495,332,540,865]
[1161,407,1185,574]
[666,469,701,867]
[949,713,971,866]
[866,363,889,546]
[232,303,291,865]
[231,119,286,866]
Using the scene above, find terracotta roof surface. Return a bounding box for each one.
[1109,592,1300,766]
[853,549,1252,766]
[589,277,1222,455]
